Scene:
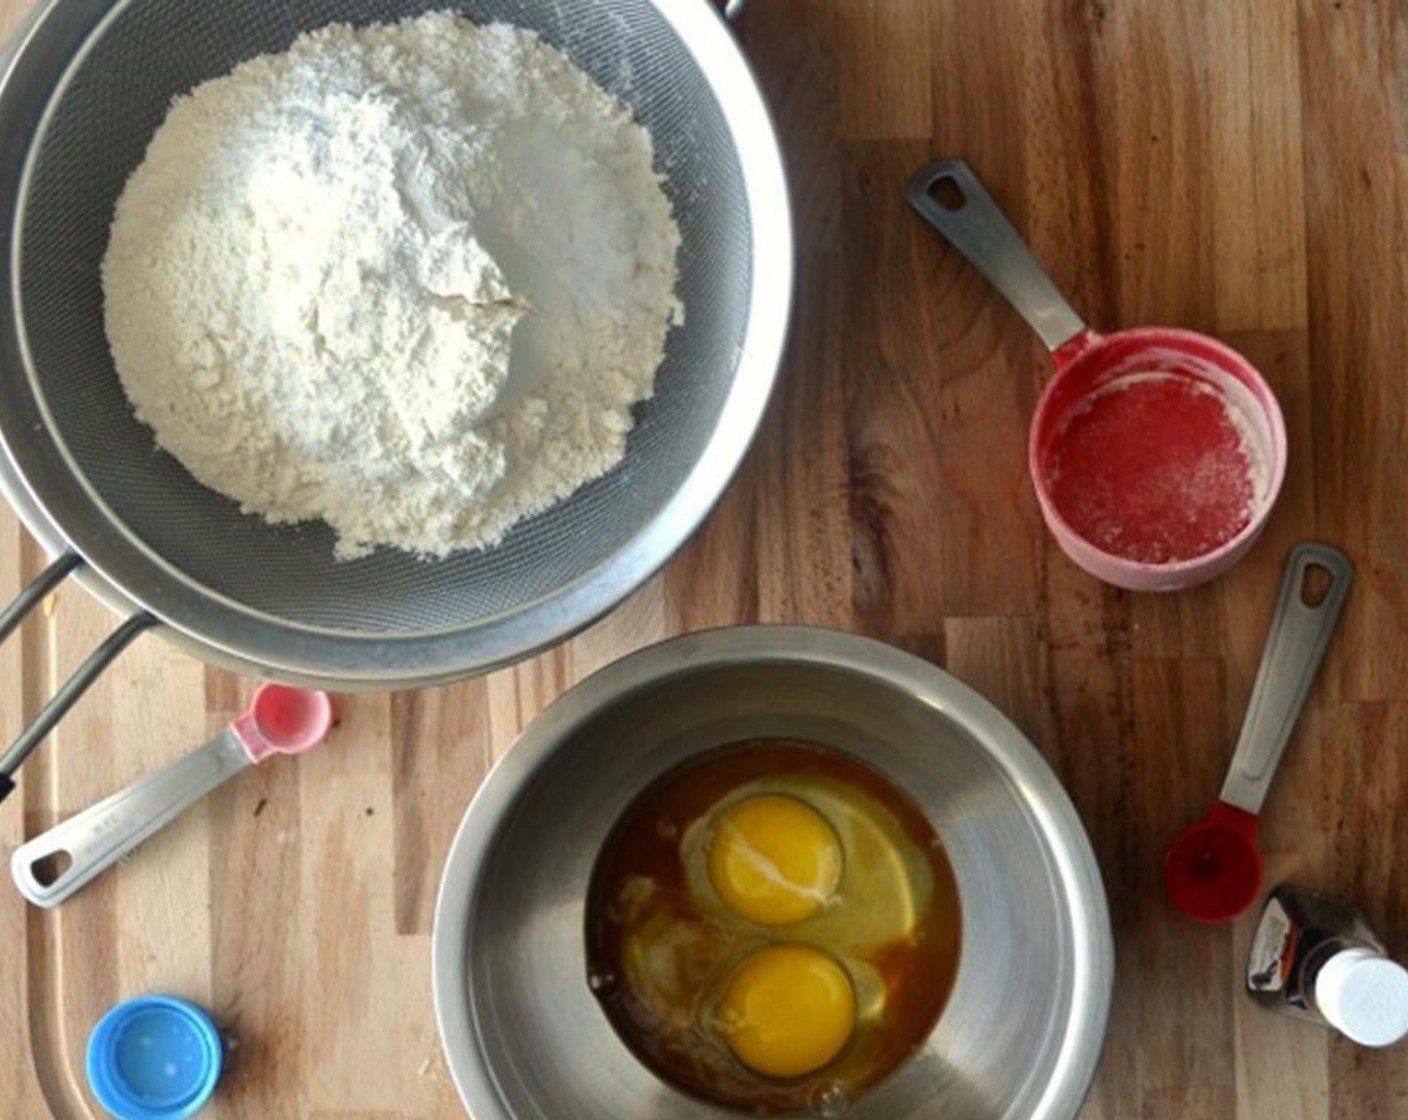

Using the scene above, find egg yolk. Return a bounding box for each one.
[718,944,856,1079]
[707,795,842,926]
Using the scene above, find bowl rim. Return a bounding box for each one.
[431,624,1115,1120]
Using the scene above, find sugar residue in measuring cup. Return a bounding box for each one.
[1041,371,1269,565]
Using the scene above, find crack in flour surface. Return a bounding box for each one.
[103,13,681,558]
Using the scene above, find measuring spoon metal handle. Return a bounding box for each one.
[10,729,252,909]
[906,158,1088,353]
[1220,542,1354,814]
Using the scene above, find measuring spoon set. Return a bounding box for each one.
[910,160,1349,922]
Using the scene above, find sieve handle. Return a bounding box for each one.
[1219,543,1354,814]
[0,551,79,643]
[0,552,156,804]
[906,158,1088,353]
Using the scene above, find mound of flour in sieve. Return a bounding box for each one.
[103,13,681,559]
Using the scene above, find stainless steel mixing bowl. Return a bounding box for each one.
[433,626,1113,1120]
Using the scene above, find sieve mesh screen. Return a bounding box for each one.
[16,0,753,635]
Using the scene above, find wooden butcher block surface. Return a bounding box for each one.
[2,2,1407,1117]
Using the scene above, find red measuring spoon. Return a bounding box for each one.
[1165,543,1353,923]
[907,159,1288,591]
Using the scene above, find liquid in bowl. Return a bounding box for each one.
[585,741,961,1115]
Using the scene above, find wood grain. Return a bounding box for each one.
[3,1,1408,1117]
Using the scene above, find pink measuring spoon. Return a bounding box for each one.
[1164,543,1352,923]
[10,684,332,908]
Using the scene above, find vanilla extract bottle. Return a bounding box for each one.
[1248,885,1408,1047]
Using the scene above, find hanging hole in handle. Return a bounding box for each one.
[1301,563,1333,607]
[29,849,72,888]
[928,175,968,212]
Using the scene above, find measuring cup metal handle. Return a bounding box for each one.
[1219,542,1354,815]
[906,158,1089,354]
[10,729,252,909]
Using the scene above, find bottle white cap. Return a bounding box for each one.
[1315,947,1408,1047]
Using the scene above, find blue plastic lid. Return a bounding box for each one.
[86,995,223,1120]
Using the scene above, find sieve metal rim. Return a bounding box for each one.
[0,0,793,688]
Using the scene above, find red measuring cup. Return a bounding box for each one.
[1165,543,1352,923]
[907,159,1287,592]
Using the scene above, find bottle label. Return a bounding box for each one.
[1249,895,1297,993]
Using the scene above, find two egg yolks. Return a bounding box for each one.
[706,795,855,1079]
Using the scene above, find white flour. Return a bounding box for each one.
[103,14,681,558]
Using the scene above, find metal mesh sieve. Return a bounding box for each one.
[0,0,790,685]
